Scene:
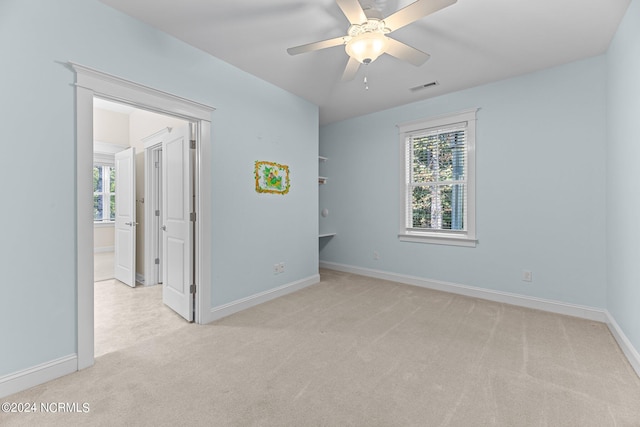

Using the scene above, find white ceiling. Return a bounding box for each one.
[99,0,629,125]
[94,97,136,114]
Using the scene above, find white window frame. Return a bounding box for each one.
[93,162,116,224]
[398,108,478,247]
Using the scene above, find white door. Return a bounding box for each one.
[162,126,193,321]
[114,147,136,288]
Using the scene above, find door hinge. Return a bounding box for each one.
[155,209,160,217]
[190,284,196,294]
[190,139,196,149]
[155,258,160,265]
[190,212,196,222]
[155,161,159,168]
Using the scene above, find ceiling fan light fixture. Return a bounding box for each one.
[345,32,389,64]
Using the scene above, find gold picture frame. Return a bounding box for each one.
[255,161,290,195]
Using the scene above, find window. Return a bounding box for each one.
[398,109,477,247]
[93,164,116,222]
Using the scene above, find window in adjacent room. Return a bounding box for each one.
[93,164,116,222]
[398,108,478,247]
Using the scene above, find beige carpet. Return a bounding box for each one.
[94,279,189,358]
[2,269,640,426]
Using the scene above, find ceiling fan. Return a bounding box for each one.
[287,0,457,81]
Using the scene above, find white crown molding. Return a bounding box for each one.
[142,127,173,147]
[70,62,215,121]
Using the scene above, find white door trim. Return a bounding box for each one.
[72,62,214,370]
[142,128,171,287]
[144,141,164,287]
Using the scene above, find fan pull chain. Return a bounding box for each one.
[363,64,369,90]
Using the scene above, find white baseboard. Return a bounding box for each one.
[203,274,320,324]
[605,311,640,377]
[135,273,145,285]
[0,354,77,399]
[320,261,640,378]
[3,269,638,401]
[320,261,607,322]
[94,246,114,253]
[0,275,320,397]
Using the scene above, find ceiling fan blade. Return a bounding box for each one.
[385,37,430,66]
[336,0,367,25]
[384,0,457,32]
[287,36,348,56]
[341,57,361,81]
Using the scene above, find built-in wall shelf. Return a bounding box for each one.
[319,233,336,238]
[319,156,328,184]
[319,157,334,239]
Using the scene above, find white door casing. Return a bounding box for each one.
[162,126,193,321]
[114,147,136,288]
[156,149,164,285]
[143,128,172,288]
[73,62,213,372]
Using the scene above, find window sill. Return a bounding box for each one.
[94,221,115,228]
[398,232,477,247]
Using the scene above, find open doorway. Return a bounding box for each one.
[92,98,193,356]
[92,99,189,285]
[73,63,213,370]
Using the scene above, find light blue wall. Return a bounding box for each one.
[607,0,640,356]
[320,56,608,308]
[0,0,318,377]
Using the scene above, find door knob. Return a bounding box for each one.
[161,225,167,231]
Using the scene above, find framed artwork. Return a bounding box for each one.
[255,161,290,195]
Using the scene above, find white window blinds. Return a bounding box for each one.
[398,109,477,246]
[406,121,468,233]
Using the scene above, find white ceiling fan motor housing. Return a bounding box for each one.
[345,19,391,63]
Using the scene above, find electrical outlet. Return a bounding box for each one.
[522,270,533,282]
[274,262,286,274]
